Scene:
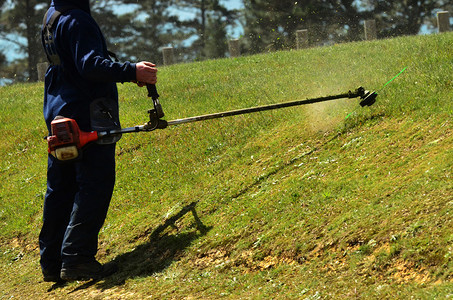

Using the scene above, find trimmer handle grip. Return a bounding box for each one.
[147,84,159,100]
[147,84,165,119]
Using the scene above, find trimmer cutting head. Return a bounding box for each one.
[359,90,378,107]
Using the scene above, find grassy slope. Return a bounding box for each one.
[0,33,452,299]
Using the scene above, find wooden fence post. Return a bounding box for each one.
[228,39,240,57]
[296,29,309,49]
[437,11,451,32]
[364,20,377,40]
[162,47,174,66]
[37,62,49,82]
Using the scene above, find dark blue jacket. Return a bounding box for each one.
[43,0,136,132]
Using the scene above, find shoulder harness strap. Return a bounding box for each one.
[42,6,121,66]
[42,6,76,65]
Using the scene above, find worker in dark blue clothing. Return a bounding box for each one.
[39,0,158,282]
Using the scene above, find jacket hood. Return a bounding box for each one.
[52,0,91,14]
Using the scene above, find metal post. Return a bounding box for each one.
[296,29,309,49]
[364,20,377,40]
[37,62,49,82]
[162,47,174,66]
[228,39,240,57]
[437,11,451,33]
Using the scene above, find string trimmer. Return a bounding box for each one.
[46,84,377,161]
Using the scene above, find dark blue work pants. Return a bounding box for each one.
[39,143,116,273]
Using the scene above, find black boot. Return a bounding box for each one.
[60,261,118,281]
[42,269,65,283]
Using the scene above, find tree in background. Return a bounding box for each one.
[0,0,180,81]
[242,0,374,53]
[242,0,451,53]
[108,0,182,64]
[98,0,236,63]
[322,0,372,42]
[91,1,138,61]
[0,0,48,81]
[0,0,451,84]
[204,14,229,58]
[241,0,352,52]
[242,0,310,53]
[0,51,8,81]
[172,0,238,60]
[364,0,450,37]
[92,0,238,63]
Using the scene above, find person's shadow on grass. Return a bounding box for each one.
[64,201,211,293]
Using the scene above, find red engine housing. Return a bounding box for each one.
[47,117,99,161]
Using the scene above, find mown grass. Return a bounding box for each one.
[0,32,452,299]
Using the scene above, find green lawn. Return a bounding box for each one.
[0,32,452,299]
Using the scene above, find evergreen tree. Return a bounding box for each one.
[0,0,48,81]
[322,0,369,42]
[242,0,451,53]
[364,0,447,37]
[95,0,179,64]
[204,14,228,58]
[172,0,238,60]
[243,0,331,53]
[91,1,135,60]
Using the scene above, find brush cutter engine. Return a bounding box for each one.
[45,85,378,161]
[46,117,99,161]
